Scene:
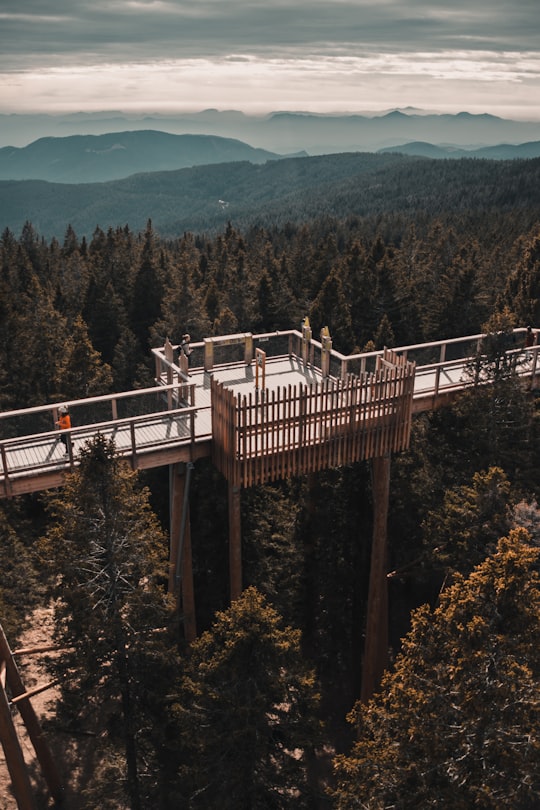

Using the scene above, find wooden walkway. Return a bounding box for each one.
[0,327,538,497]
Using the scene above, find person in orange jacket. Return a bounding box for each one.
[55,405,72,454]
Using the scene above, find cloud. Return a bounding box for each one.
[2,0,539,71]
[1,1,539,117]
[2,51,539,118]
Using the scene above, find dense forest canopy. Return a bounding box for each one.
[1,151,539,240]
[0,157,539,806]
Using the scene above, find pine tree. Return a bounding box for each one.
[58,314,113,400]
[169,586,322,809]
[421,466,514,575]
[502,228,540,326]
[131,220,164,351]
[333,530,540,809]
[10,272,71,406]
[0,506,41,639]
[309,264,355,352]
[39,435,175,809]
[450,308,537,485]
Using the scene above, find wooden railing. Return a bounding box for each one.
[0,382,197,439]
[153,327,540,408]
[211,349,416,487]
[0,384,202,496]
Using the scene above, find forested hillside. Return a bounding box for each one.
[0,174,539,806]
[0,130,282,183]
[378,139,540,160]
[0,151,539,240]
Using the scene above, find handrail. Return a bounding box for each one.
[0,405,202,483]
[0,382,195,423]
[0,406,199,451]
[154,327,536,376]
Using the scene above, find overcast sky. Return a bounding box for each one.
[1,0,539,119]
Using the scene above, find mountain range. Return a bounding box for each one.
[1,108,539,154]
[379,140,540,160]
[0,130,286,184]
[0,126,539,186]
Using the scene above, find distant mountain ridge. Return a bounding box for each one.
[378,140,540,160]
[0,130,284,183]
[1,109,539,155]
[1,125,539,186]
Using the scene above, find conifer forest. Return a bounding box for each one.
[0,156,540,808]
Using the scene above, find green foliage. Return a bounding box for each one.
[450,376,536,489]
[242,481,304,624]
[309,265,355,352]
[57,313,114,400]
[333,530,540,809]
[502,228,540,326]
[0,504,41,639]
[39,434,176,808]
[169,586,322,809]
[130,220,164,350]
[422,467,514,575]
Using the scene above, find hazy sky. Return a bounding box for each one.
[1,0,539,119]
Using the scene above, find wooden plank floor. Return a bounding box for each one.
[0,412,207,479]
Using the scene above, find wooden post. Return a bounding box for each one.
[169,464,197,642]
[321,326,332,379]
[0,622,63,807]
[244,334,254,365]
[361,453,391,703]
[0,679,36,810]
[301,317,312,366]
[228,482,242,601]
[204,338,214,372]
[164,336,174,404]
[255,348,266,391]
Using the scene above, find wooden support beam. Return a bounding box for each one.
[0,677,37,810]
[180,516,197,643]
[12,645,63,657]
[168,464,183,594]
[361,453,391,703]
[228,483,243,601]
[169,464,197,642]
[0,623,64,805]
[10,680,60,706]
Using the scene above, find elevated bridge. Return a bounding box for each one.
[0,326,537,498]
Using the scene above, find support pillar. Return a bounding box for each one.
[228,483,242,601]
[0,623,63,807]
[169,463,197,642]
[361,453,391,703]
[0,681,36,810]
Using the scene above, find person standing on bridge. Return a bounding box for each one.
[180,333,193,376]
[55,405,72,454]
[524,325,536,360]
